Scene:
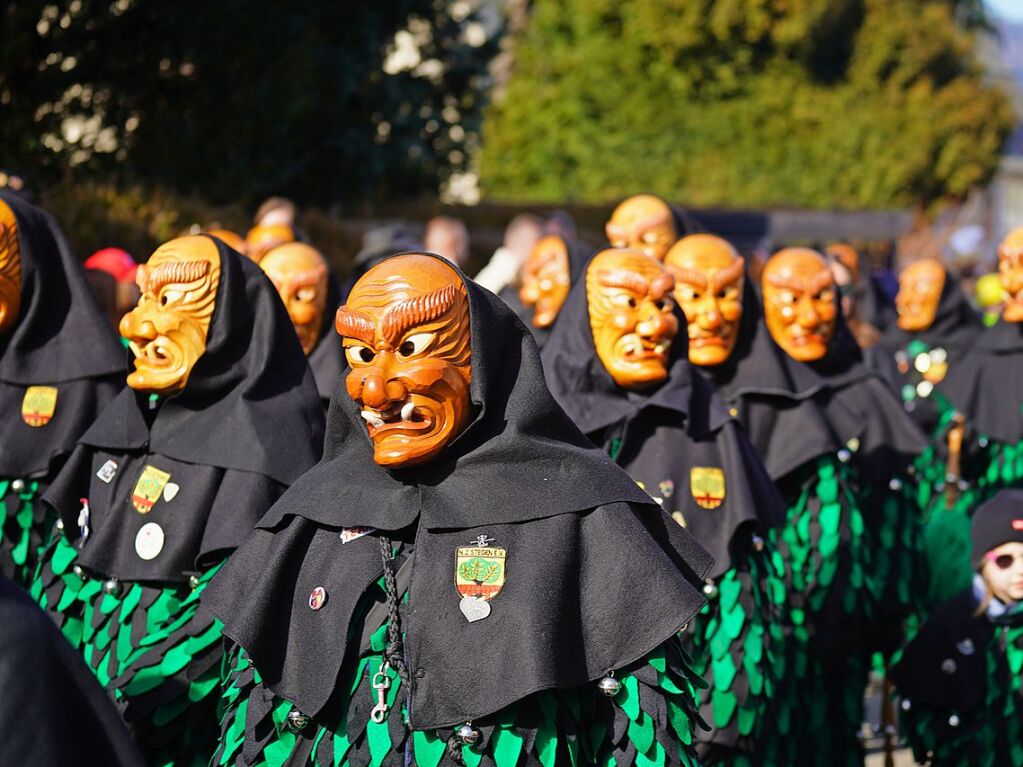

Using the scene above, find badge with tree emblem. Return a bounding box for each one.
[455,535,506,623]
[21,386,58,427]
[131,465,172,514]
[690,467,726,509]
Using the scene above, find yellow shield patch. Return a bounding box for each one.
[131,465,171,514]
[690,467,726,510]
[455,544,506,602]
[22,386,58,427]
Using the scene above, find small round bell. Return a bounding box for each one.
[55,519,64,531]
[72,564,86,578]
[751,534,765,552]
[901,699,912,712]
[948,714,960,728]
[455,723,480,745]
[102,578,121,596]
[702,580,719,599]
[888,478,903,492]
[837,449,851,464]
[11,479,25,493]
[978,436,989,448]
[597,675,622,697]
[286,708,310,732]
[188,575,201,590]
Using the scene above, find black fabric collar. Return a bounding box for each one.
[882,270,982,351]
[78,237,324,485]
[306,272,345,404]
[255,252,656,533]
[0,191,125,384]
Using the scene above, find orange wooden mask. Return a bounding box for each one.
[999,229,1023,323]
[206,229,247,256]
[665,235,744,367]
[0,199,21,337]
[121,236,221,395]
[761,248,837,362]
[260,243,329,354]
[605,195,678,262]
[586,248,678,390]
[336,254,472,468]
[896,259,946,332]
[245,224,295,263]
[519,234,571,328]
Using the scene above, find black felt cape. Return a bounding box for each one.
[0,190,125,479]
[541,274,786,578]
[306,272,345,406]
[204,252,714,730]
[809,312,928,481]
[0,574,144,766]
[497,236,592,350]
[694,280,844,483]
[41,237,325,580]
[942,318,1023,446]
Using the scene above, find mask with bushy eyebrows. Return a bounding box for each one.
[519,234,571,328]
[586,248,678,390]
[605,195,678,262]
[336,254,472,468]
[761,248,837,362]
[0,199,21,337]
[999,229,1023,323]
[120,236,221,395]
[260,242,329,354]
[665,234,744,367]
[896,259,945,332]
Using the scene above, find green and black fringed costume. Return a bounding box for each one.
[31,238,324,764]
[540,278,788,767]
[0,191,124,587]
[891,584,1023,767]
[203,255,716,767]
[690,282,872,766]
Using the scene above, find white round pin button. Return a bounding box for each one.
[135,522,165,560]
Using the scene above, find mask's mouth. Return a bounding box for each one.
[130,338,174,368]
[618,332,669,361]
[360,396,436,437]
[689,325,730,348]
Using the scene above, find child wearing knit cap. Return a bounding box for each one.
[891,488,1023,766]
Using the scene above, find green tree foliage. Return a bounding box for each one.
[0,0,498,205]
[479,0,1014,209]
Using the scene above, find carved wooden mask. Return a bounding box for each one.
[260,243,329,354]
[761,248,837,362]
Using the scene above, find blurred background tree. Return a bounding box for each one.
[0,0,500,206]
[479,0,1014,210]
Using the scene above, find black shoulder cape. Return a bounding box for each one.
[0,190,125,478]
[881,269,982,352]
[306,271,345,406]
[942,318,1023,445]
[75,236,324,485]
[0,574,144,766]
[204,252,713,729]
[541,274,786,577]
[694,280,844,481]
[809,312,928,479]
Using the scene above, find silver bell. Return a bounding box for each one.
[102,578,121,596]
[55,519,64,531]
[901,699,912,712]
[888,478,902,492]
[751,534,765,552]
[10,479,25,493]
[837,449,852,464]
[702,580,719,599]
[286,708,310,732]
[941,658,957,675]
[72,564,85,578]
[188,575,201,590]
[597,675,622,697]
[978,436,989,448]
[456,723,480,745]
[948,714,960,728]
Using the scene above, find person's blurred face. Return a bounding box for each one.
[337,255,473,468]
[424,220,469,268]
[0,199,21,337]
[261,243,330,355]
[896,260,945,332]
[519,235,571,329]
[120,236,221,395]
[586,248,678,390]
[998,228,1023,323]
[982,541,1023,604]
[665,235,744,367]
[605,195,678,262]
[761,248,837,362]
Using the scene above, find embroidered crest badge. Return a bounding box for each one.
[22,386,58,427]
[455,535,506,623]
[690,467,726,510]
[131,465,171,514]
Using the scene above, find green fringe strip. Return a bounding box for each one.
[0,477,51,588]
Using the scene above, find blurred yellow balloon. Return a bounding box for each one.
[976,273,1003,308]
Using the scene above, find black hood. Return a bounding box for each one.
[0,191,125,477]
[78,236,324,485]
[542,268,786,577]
[306,270,345,405]
[204,252,714,729]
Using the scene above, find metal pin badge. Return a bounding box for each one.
[308,586,327,610]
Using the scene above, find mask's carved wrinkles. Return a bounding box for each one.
[335,309,376,344]
[710,259,745,291]
[138,260,211,294]
[0,199,21,336]
[598,269,649,297]
[381,283,459,344]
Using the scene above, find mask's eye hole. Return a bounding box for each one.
[398,332,435,358]
[159,290,183,307]
[345,345,376,365]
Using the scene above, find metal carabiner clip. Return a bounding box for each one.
[370,661,391,723]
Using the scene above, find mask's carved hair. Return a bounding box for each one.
[139,259,211,294]
[0,213,19,284]
[336,308,375,342]
[381,283,460,342]
[597,268,649,297]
